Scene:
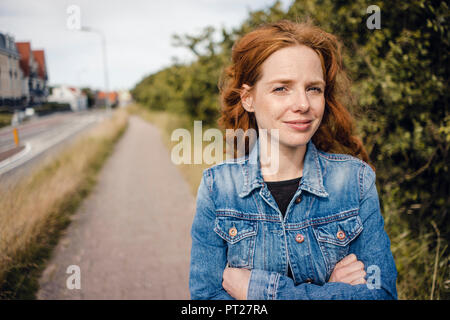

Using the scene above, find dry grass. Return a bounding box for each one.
[0,108,128,299]
[0,114,12,128]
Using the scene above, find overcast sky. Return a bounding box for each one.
[0,0,292,91]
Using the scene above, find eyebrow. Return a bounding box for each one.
[265,78,325,86]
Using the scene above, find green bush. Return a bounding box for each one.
[34,102,71,116]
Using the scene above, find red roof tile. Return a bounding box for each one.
[97,91,118,102]
[16,42,32,77]
[32,49,46,79]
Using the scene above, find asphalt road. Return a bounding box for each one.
[37,115,195,299]
[0,110,110,189]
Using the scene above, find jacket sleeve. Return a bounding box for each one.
[247,164,398,300]
[189,168,234,300]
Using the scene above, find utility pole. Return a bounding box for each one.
[80,26,111,112]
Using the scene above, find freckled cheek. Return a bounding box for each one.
[256,100,285,125]
[256,112,281,130]
[312,98,325,119]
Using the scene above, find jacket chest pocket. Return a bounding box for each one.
[214,217,257,269]
[312,214,363,275]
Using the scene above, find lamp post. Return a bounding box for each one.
[80,26,111,111]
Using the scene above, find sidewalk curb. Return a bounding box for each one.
[0,142,31,172]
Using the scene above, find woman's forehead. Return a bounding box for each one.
[258,45,325,83]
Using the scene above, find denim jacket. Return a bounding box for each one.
[189,138,398,300]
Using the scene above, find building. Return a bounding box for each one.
[96,91,118,108]
[32,49,48,104]
[47,85,87,111]
[15,42,36,107]
[117,89,132,107]
[0,32,22,110]
[16,42,48,107]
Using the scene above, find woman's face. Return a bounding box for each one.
[241,44,326,151]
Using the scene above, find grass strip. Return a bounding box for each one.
[0,108,129,299]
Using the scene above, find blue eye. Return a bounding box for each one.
[273,87,287,92]
[308,87,323,93]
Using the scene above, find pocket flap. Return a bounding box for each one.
[313,215,363,246]
[214,217,257,244]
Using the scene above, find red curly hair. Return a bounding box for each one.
[218,20,372,168]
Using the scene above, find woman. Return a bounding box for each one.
[189,20,397,300]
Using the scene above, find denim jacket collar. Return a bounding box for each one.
[238,138,329,198]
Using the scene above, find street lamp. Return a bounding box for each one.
[80,26,111,111]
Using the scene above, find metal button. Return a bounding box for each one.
[336,230,346,240]
[295,195,302,204]
[295,234,304,243]
[229,227,237,238]
[305,278,313,284]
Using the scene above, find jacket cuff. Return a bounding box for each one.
[247,269,280,300]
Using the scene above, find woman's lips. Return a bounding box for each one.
[284,120,313,131]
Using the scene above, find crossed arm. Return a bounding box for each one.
[222,253,367,300]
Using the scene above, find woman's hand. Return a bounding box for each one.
[223,254,365,299]
[328,253,367,285]
[222,267,251,300]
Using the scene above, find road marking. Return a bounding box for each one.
[0,142,31,173]
[0,115,101,176]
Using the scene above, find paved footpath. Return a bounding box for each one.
[37,115,196,299]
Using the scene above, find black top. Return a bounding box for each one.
[265,176,302,218]
[265,176,302,280]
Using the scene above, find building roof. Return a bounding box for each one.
[97,91,118,102]
[16,42,32,77]
[0,32,20,58]
[32,49,47,80]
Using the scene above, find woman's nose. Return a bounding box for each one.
[291,90,310,112]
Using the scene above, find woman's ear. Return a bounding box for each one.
[240,84,255,112]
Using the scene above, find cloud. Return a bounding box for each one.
[0,0,292,90]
